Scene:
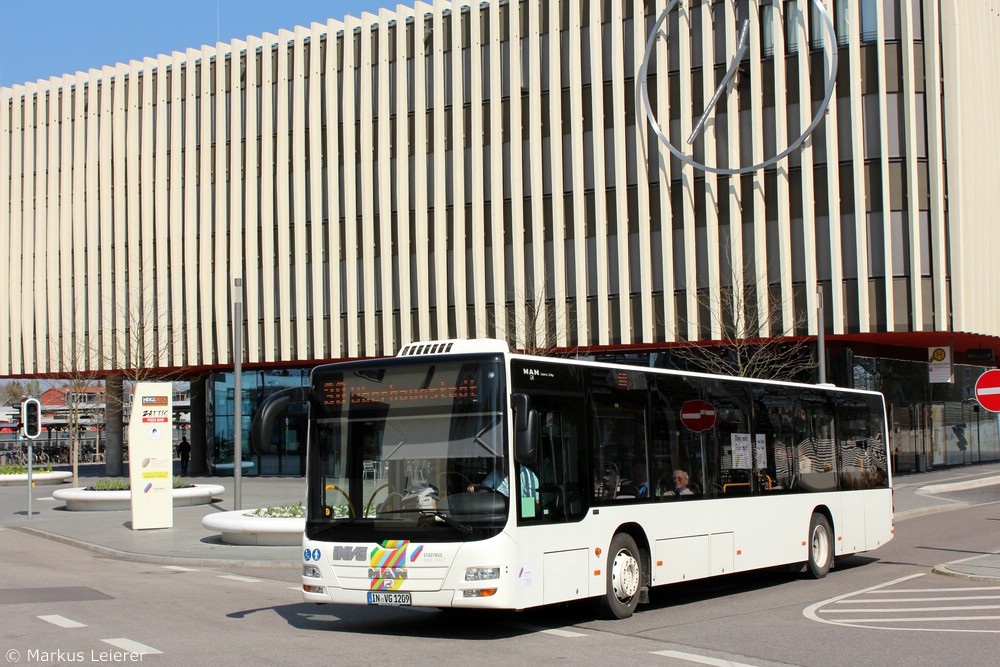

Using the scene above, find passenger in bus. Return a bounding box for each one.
[468,459,539,499]
[634,468,649,497]
[661,470,694,496]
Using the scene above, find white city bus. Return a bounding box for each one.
[251,339,893,618]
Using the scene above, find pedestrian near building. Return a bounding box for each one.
[178,436,191,476]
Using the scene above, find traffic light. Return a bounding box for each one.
[21,398,42,439]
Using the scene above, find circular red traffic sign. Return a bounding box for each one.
[975,369,1000,412]
[680,399,716,432]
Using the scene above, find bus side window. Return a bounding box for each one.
[520,406,588,524]
[796,392,838,492]
[537,435,564,520]
[751,386,796,492]
[835,394,889,490]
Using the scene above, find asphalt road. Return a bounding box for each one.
[3,465,1000,666]
[3,488,1000,667]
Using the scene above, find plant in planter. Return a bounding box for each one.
[87,476,192,491]
[244,502,306,518]
[1,463,54,475]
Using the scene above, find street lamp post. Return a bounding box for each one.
[21,428,31,520]
[817,285,826,384]
[975,403,982,463]
[233,277,243,511]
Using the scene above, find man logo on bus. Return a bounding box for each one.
[369,540,409,591]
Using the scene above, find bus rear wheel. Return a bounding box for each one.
[599,533,642,619]
[806,513,833,579]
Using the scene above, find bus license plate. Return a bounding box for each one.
[367,592,411,606]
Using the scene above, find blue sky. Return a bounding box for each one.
[1,1,404,88]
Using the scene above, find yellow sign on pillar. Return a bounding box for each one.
[128,382,174,530]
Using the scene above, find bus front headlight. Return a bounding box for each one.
[465,567,500,581]
[302,565,321,578]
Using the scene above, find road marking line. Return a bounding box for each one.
[537,628,587,638]
[507,622,587,637]
[871,585,1000,593]
[651,650,758,666]
[38,615,86,628]
[299,612,342,622]
[162,565,199,572]
[829,614,1000,623]
[803,572,926,625]
[102,638,162,655]
[822,604,1000,613]
[219,575,262,583]
[836,595,1000,603]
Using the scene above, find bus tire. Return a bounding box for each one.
[806,513,833,579]
[599,533,642,619]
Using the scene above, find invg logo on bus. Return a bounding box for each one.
[331,546,367,561]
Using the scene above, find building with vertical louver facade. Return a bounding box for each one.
[3,1,1000,475]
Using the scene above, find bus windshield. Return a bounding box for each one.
[306,355,509,542]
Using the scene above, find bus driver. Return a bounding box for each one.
[468,458,539,498]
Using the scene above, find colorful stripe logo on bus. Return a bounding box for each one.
[369,540,408,591]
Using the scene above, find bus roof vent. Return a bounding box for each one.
[396,339,509,357]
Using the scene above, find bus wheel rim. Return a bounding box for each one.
[612,548,640,601]
[812,525,829,565]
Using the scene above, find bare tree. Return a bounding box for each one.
[0,380,43,407]
[482,278,577,357]
[666,267,817,381]
[52,337,105,487]
[100,285,185,476]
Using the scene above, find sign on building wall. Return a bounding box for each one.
[128,382,174,530]
[928,346,953,384]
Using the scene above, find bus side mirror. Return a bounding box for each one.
[250,387,309,456]
[512,393,538,465]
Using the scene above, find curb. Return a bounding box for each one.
[919,475,1000,495]
[932,555,1000,583]
[931,564,999,582]
[894,502,970,522]
[894,474,1000,521]
[7,525,300,570]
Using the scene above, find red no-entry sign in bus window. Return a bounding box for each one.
[680,399,716,432]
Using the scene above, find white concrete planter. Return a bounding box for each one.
[52,484,226,511]
[0,471,72,487]
[201,509,304,546]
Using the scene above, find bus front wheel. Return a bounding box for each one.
[599,533,642,619]
[806,513,833,579]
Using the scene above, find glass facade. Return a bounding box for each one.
[211,353,1000,478]
[853,358,1000,473]
[210,369,310,476]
